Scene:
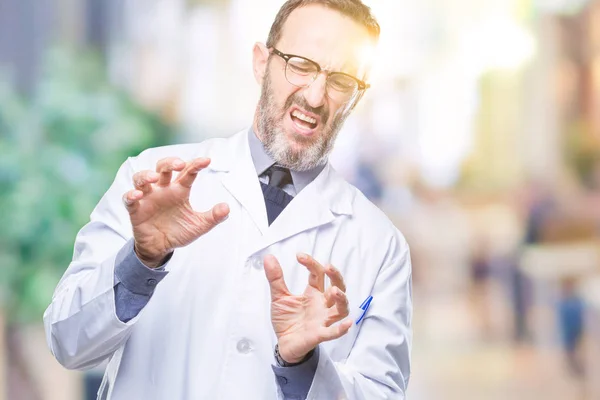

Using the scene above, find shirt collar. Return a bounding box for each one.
[247,127,325,194]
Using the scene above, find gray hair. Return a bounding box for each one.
[266,0,380,48]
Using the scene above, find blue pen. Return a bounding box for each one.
[355,295,373,325]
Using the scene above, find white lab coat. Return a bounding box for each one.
[44,129,412,400]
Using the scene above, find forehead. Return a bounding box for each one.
[276,4,373,75]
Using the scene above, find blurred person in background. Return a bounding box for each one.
[557,277,585,377]
[353,157,384,204]
[513,181,556,343]
[469,238,494,339]
[42,1,412,399]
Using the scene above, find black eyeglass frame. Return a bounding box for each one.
[270,47,371,94]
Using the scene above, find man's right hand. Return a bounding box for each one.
[122,157,230,268]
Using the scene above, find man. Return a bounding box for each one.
[43,1,412,399]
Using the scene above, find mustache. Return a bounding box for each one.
[284,93,329,125]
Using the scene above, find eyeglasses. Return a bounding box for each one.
[270,48,370,105]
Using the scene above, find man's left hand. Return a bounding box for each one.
[263,253,352,364]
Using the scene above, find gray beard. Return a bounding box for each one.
[256,68,350,172]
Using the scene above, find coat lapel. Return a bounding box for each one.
[210,130,270,235]
[253,163,355,254]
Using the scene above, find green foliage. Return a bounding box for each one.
[0,49,173,322]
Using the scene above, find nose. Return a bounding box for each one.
[302,73,327,108]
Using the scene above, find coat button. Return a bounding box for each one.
[147,278,157,287]
[236,339,252,354]
[252,257,263,270]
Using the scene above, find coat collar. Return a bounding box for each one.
[206,129,354,242]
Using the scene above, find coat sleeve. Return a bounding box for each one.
[43,157,141,370]
[306,231,413,400]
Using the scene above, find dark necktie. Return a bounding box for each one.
[261,165,294,225]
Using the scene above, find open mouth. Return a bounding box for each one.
[290,108,319,133]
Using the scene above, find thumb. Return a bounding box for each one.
[196,203,230,233]
[263,255,290,301]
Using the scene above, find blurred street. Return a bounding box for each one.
[410,282,585,400]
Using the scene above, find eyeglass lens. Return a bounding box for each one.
[285,56,359,103]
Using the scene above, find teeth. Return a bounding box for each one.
[292,110,317,125]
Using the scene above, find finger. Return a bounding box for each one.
[319,318,353,342]
[177,158,211,189]
[132,170,159,194]
[195,203,230,233]
[325,264,346,293]
[297,253,325,292]
[325,288,350,327]
[122,189,144,213]
[263,255,291,302]
[334,287,349,316]
[324,286,338,308]
[156,157,186,186]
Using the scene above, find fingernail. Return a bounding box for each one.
[297,253,307,260]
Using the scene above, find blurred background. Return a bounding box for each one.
[1,0,600,399]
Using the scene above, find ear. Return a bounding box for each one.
[252,42,270,85]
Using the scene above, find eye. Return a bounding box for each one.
[287,57,318,76]
[329,74,358,92]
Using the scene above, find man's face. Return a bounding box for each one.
[254,5,372,171]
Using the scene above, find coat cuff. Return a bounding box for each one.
[272,345,319,399]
